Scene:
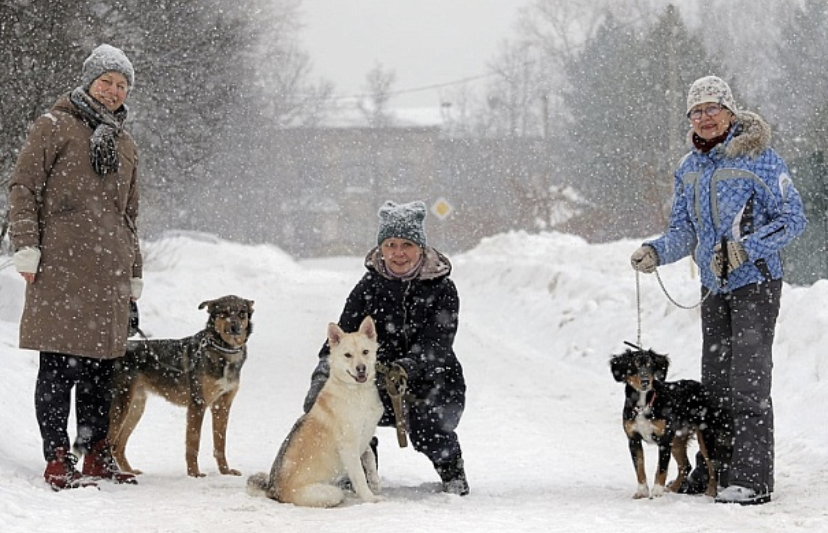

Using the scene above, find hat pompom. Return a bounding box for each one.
[377,200,428,248]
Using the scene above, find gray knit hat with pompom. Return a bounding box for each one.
[81,44,134,89]
[377,200,428,247]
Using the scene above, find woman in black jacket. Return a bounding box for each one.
[304,200,469,495]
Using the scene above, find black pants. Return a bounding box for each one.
[378,379,466,467]
[35,352,115,461]
[700,280,780,494]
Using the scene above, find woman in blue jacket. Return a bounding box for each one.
[630,76,806,505]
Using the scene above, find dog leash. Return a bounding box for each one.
[375,362,409,448]
[132,327,199,374]
[634,269,714,348]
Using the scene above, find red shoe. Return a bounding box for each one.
[44,448,97,491]
[82,440,138,485]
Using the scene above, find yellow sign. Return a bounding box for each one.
[431,198,453,220]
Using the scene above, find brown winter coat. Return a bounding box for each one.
[8,95,141,359]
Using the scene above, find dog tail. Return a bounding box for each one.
[246,472,272,498]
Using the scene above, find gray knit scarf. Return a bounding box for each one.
[70,87,128,175]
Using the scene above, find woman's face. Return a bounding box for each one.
[688,103,732,141]
[381,238,423,275]
[89,71,129,112]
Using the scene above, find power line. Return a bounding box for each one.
[329,70,500,103]
[326,9,651,104]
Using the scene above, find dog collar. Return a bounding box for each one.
[205,336,246,355]
[634,390,657,415]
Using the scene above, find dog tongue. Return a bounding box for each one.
[355,373,367,383]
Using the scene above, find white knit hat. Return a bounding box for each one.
[81,44,134,89]
[686,75,736,115]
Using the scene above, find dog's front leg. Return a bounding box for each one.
[361,445,380,494]
[627,434,649,499]
[211,392,241,476]
[341,446,380,503]
[652,441,672,498]
[186,402,207,477]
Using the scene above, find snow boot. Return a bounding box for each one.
[715,485,771,505]
[435,454,470,496]
[676,452,709,495]
[82,439,138,484]
[44,447,97,491]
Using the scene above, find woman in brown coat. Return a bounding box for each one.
[8,44,142,490]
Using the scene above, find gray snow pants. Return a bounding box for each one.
[700,279,781,495]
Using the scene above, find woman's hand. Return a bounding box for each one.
[21,272,36,284]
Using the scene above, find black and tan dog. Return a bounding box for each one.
[610,348,718,499]
[109,295,254,478]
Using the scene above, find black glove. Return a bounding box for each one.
[128,300,140,338]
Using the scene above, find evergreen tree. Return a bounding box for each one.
[560,6,723,240]
[769,0,828,158]
[785,152,828,283]
[0,0,89,245]
[0,0,327,243]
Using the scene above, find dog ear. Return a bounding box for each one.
[610,354,630,382]
[245,300,255,316]
[327,322,345,346]
[358,316,377,341]
[652,352,670,381]
[198,299,214,312]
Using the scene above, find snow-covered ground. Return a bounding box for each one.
[1,231,826,533]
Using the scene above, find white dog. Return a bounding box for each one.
[247,316,383,507]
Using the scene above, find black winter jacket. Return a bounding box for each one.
[309,246,465,404]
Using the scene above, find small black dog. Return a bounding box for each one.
[610,348,718,499]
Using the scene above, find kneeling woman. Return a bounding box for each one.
[304,200,469,495]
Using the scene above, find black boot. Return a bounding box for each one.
[676,451,708,495]
[435,455,469,496]
[369,436,378,468]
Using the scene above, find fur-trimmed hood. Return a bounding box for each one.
[687,110,771,159]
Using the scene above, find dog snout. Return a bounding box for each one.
[353,363,369,383]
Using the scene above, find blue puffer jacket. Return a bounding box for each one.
[646,111,807,294]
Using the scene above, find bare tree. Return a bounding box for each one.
[358,62,397,128]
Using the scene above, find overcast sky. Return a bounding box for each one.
[300,0,523,110]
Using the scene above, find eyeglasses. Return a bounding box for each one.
[688,103,725,121]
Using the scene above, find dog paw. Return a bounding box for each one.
[220,467,242,476]
[651,485,666,498]
[633,484,650,499]
[188,471,206,478]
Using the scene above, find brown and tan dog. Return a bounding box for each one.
[109,295,254,477]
